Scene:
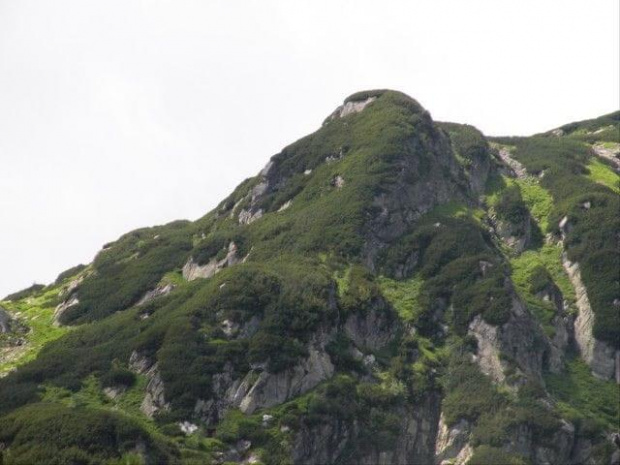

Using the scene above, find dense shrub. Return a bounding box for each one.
[0,403,177,464]
[59,221,193,325]
[3,284,45,302]
[502,136,620,346]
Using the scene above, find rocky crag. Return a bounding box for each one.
[0,91,618,465]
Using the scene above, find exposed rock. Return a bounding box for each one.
[468,296,547,384]
[53,295,79,324]
[182,242,239,281]
[237,338,335,414]
[195,330,334,423]
[344,300,399,351]
[59,276,84,298]
[277,200,292,212]
[562,254,618,381]
[332,175,345,188]
[551,128,564,137]
[468,315,505,383]
[291,394,440,465]
[593,142,620,170]
[238,208,263,225]
[548,313,574,373]
[434,415,472,465]
[129,351,170,417]
[0,307,13,333]
[136,283,175,306]
[179,421,198,435]
[103,386,126,400]
[260,161,274,177]
[495,214,531,253]
[498,147,528,179]
[362,117,470,268]
[392,250,419,279]
[328,97,377,120]
[499,419,575,465]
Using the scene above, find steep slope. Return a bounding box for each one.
[0,91,618,465]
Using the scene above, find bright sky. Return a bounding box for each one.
[0,0,618,297]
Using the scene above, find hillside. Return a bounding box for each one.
[0,90,618,465]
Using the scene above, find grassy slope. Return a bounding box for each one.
[0,97,618,464]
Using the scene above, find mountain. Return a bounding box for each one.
[0,90,618,465]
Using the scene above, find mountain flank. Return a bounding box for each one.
[0,90,618,465]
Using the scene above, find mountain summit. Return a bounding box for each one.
[1,91,619,464]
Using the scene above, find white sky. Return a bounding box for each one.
[0,0,618,297]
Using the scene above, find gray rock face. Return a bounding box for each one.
[593,142,620,170]
[136,283,175,306]
[291,419,353,465]
[182,241,240,281]
[0,307,13,333]
[291,394,441,465]
[363,118,470,269]
[497,147,528,178]
[469,296,547,384]
[237,338,335,414]
[563,253,618,381]
[129,350,169,417]
[434,415,472,465]
[53,295,79,324]
[194,330,335,424]
[495,215,531,253]
[327,97,377,120]
[500,420,575,465]
[344,300,399,351]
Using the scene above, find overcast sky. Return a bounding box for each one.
[0,0,618,297]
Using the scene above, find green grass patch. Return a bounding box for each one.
[514,177,554,233]
[510,242,576,311]
[586,158,620,194]
[545,358,620,433]
[377,275,424,322]
[0,287,70,376]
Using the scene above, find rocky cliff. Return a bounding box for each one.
[0,92,618,465]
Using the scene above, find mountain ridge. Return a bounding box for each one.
[0,90,618,465]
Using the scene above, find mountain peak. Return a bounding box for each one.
[0,94,618,465]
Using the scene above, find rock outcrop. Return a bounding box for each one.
[0,307,13,333]
[136,282,175,306]
[53,295,79,324]
[236,331,335,414]
[563,253,619,381]
[129,350,170,417]
[469,296,547,384]
[327,96,377,120]
[434,415,472,465]
[182,242,240,281]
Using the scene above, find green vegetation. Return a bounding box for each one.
[3,284,46,302]
[469,446,529,465]
[442,354,560,450]
[439,122,490,171]
[0,91,617,463]
[380,212,512,336]
[0,286,70,376]
[492,135,620,347]
[377,274,424,322]
[551,110,619,143]
[0,403,176,464]
[586,157,620,194]
[59,221,193,325]
[514,177,554,233]
[509,242,577,334]
[545,358,620,434]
